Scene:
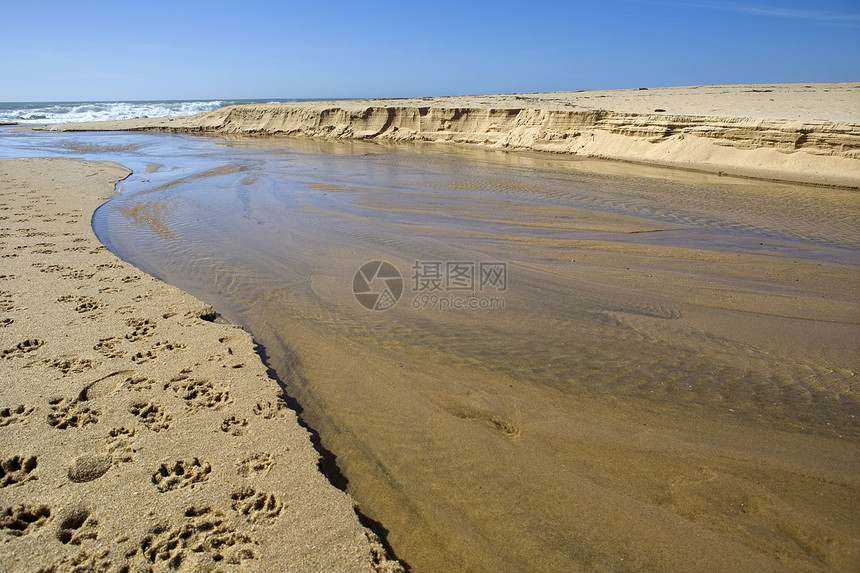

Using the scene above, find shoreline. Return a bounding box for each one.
[0,158,401,572]
[3,129,857,570]
[43,83,860,189]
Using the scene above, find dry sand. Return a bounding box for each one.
[0,158,401,572]
[48,83,860,188]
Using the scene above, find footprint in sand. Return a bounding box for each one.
[93,337,125,359]
[152,459,212,492]
[56,294,103,314]
[251,397,291,420]
[0,290,14,312]
[0,405,35,427]
[237,452,275,477]
[119,375,155,392]
[107,427,137,463]
[0,456,38,487]
[131,350,157,364]
[46,356,98,376]
[2,338,45,359]
[221,416,248,436]
[230,487,283,524]
[124,318,156,342]
[68,454,112,483]
[47,396,99,429]
[134,506,256,569]
[167,375,232,411]
[129,402,172,433]
[0,504,51,537]
[56,507,99,545]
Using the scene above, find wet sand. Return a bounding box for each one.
[0,158,401,572]
[5,79,860,570]
[83,136,860,572]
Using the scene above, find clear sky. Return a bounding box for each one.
[2,0,858,101]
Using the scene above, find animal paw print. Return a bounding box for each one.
[0,504,51,537]
[152,459,211,492]
[75,297,101,313]
[131,349,157,364]
[0,404,34,427]
[153,340,185,352]
[129,402,172,432]
[107,427,136,463]
[57,295,102,313]
[0,456,38,487]
[61,269,93,280]
[47,397,99,429]
[0,318,13,328]
[136,507,256,568]
[121,376,155,391]
[221,416,248,436]
[57,508,98,545]
[168,376,232,411]
[46,356,97,376]
[125,318,155,341]
[230,487,283,524]
[236,453,274,477]
[252,398,289,419]
[2,338,45,359]
[93,337,125,359]
[0,290,14,312]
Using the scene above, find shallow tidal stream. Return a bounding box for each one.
[3,129,859,571]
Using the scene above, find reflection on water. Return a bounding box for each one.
[4,128,859,571]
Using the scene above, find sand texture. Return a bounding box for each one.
[0,158,401,572]
[48,83,860,188]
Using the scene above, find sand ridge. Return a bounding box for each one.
[0,158,402,572]
[47,83,860,188]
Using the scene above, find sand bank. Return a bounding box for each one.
[0,158,401,572]
[48,83,860,188]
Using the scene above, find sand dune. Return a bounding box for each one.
[0,158,401,572]
[51,83,860,188]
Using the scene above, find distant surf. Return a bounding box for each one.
[0,99,307,124]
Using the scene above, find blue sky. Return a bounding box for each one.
[1,0,858,101]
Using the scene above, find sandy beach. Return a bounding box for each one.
[1,83,858,572]
[0,158,401,572]
[49,83,860,188]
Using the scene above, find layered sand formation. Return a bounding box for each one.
[0,158,401,572]
[51,83,860,188]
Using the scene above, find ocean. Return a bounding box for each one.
[0,99,311,125]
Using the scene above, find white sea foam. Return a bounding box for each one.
[0,100,225,124]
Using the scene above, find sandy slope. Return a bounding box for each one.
[0,158,401,572]
[50,83,860,188]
